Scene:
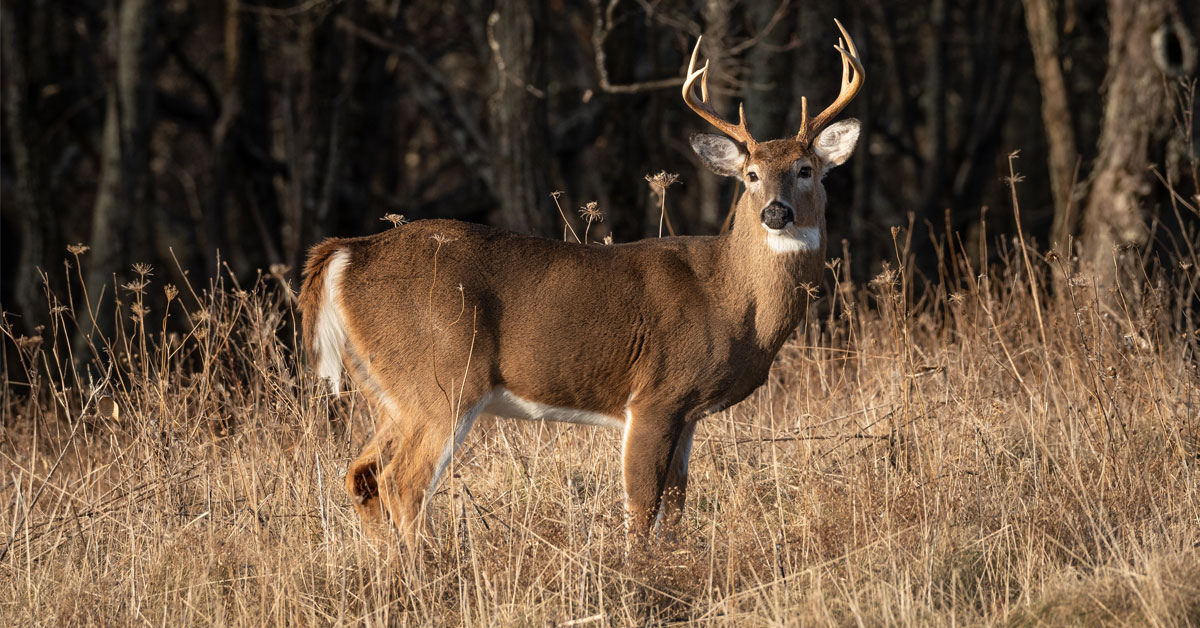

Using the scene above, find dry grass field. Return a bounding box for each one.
[3,224,1199,626]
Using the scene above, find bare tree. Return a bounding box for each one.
[487,0,555,236]
[1,2,58,334]
[1023,0,1080,253]
[207,0,284,273]
[1077,0,1183,303]
[88,0,158,323]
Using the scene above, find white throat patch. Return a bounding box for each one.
[763,224,822,254]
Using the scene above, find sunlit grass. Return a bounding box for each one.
[2,224,1198,626]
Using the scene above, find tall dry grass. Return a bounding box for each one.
[2,212,1199,626]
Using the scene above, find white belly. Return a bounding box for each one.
[484,387,625,430]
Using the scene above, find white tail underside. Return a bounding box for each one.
[314,249,351,393]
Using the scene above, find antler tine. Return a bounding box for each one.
[682,37,756,147]
[797,19,866,143]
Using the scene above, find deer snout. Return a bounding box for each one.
[760,202,795,230]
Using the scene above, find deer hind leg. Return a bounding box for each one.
[656,420,698,538]
[346,438,386,526]
[621,406,685,538]
[371,393,488,547]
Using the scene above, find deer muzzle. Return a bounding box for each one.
[760,202,795,230]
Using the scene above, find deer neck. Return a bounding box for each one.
[717,212,826,351]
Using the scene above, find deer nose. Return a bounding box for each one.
[760,202,795,230]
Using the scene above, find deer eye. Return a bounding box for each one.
[747,171,759,183]
[798,166,813,179]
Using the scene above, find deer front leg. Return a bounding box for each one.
[621,408,684,537]
[656,420,698,537]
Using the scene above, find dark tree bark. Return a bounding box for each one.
[1078,0,1178,304]
[206,0,283,274]
[1,2,59,334]
[1023,0,1080,252]
[951,0,1019,220]
[744,2,793,141]
[691,1,737,233]
[595,2,654,240]
[488,0,555,237]
[846,8,875,262]
[916,0,948,225]
[281,7,345,274]
[88,0,158,324]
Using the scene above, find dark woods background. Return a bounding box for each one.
[1,0,1198,338]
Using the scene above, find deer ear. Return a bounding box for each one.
[691,133,747,177]
[813,119,860,167]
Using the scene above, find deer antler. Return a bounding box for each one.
[682,36,757,147]
[796,19,865,144]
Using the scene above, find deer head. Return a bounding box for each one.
[685,20,864,252]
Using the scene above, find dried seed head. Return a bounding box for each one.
[132,263,153,277]
[381,213,408,228]
[870,262,898,289]
[67,243,90,256]
[645,171,680,197]
[122,279,150,295]
[603,235,613,245]
[15,335,43,351]
[269,264,291,281]
[164,284,179,302]
[1004,173,1026,186]
[579,201,604,223]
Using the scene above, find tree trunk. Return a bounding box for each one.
[207,0,284,275]
[488,0,554,236]
[1077,0,1175,306]
[1022,0,1080,252]
[695,0,734,232]
[744,2,793,141]
[596,3,653,240]
[916,0,948,225]
[88,0,158,322]
[1,2,58,335]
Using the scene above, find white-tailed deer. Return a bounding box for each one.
[300,21,864,546]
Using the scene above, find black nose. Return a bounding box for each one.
[760,203,795,230]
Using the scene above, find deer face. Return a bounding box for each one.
[681,20,864,252]
[691,120,860,248]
